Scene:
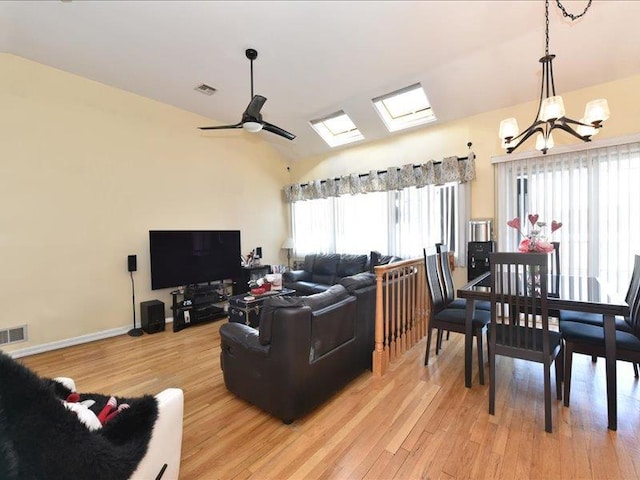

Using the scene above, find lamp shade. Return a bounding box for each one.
[535,132,554,152]
[499,118,519,140]
[584,99,610,125]
[539,96,565,122]
[281,237,295,249]
[243,121,264,133]
[577,118,598,137]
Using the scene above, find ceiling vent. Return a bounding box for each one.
[194,83,217,96]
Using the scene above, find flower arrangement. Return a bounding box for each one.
[507,214,562,253]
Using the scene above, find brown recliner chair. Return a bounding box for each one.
[219,284,361,424]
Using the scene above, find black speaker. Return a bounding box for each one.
[127,255,137,272]
[140,300,165,334]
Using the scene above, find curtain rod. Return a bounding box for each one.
[297,142,473,186]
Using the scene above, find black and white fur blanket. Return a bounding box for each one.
[0,351,158,480]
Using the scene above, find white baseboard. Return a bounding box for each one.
[10,316,174,359]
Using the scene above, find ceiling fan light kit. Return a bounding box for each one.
[199,48,295,141]
[242,121,263,133]
[499,0,608,155]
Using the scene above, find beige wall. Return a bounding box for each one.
[3,50,638,353]
[0,54,290,352]
[289,74,640,286]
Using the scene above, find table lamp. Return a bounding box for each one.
[281,237,295,270]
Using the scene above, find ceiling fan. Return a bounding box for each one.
[199,48,295,141]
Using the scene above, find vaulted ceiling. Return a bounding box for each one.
[1,1,639,161]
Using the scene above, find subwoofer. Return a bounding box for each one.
[140,300,165,334]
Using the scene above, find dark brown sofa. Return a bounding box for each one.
[219,284,365,424]
[283,251,401,295]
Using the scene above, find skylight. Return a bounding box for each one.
[373,83,436,132]
[310,110,364,148]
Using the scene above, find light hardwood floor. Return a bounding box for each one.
[19,320,640,480]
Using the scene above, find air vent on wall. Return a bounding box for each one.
[0,325,27,345]
[194,83,217,96]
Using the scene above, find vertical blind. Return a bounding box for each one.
[495,141,640,293]
[291,182,469,263]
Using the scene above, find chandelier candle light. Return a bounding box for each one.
[507,214,563,253]
[499,0,609,154]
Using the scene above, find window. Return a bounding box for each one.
[310,110,364,148]
[496,141,640,293]
[372,83,436,132]
[291,182,466,262]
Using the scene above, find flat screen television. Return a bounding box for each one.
[149,230,242,290]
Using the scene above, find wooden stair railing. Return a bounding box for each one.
[372,258,429,376]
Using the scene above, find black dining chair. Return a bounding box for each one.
[434,245,491,347]
[424,249,491,384]
[561,255,640,408]
[488,252,563,433]
[550,242,561,276]
[436,245,491,312]
[559,254,640,376]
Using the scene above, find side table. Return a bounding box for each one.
[228,288,296,328]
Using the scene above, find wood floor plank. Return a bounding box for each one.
[15,318,640,479]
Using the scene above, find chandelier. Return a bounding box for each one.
[499,0,609,154]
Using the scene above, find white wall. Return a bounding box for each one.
[0,54,290,353]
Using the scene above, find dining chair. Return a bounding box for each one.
[423,249,491,384]
[488,252,563,433]
[436,245,491,312]
[550,242,560,275]
[559,254,640,376]
[561,255,640,408]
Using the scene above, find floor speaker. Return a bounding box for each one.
[140,300,166,334]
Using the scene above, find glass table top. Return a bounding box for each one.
[459,272,628,315]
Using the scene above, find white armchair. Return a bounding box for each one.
[54,377,184,480]
[131,387,184,480]
[0,353,185,480]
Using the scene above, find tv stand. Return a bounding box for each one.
[171,280,232,332]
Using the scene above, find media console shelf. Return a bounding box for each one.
[234,265,271,295]
[171,281,233,332]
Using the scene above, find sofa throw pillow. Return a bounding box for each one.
[369,251,382,273]
[379,254,402,265]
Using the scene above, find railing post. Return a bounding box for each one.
[372,258,429,376]
[372,267,385,376]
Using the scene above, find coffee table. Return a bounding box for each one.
[228,288,296,328]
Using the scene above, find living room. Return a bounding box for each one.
[2,1,640,478]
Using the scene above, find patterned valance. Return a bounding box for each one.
[284,153,476,203]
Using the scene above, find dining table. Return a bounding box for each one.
[458,271,629,431]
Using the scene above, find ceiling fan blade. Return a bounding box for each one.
[244,95,267,119]
[262,121,296,141]
[198,122,242,130]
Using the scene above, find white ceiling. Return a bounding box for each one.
[1,1,639,161]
